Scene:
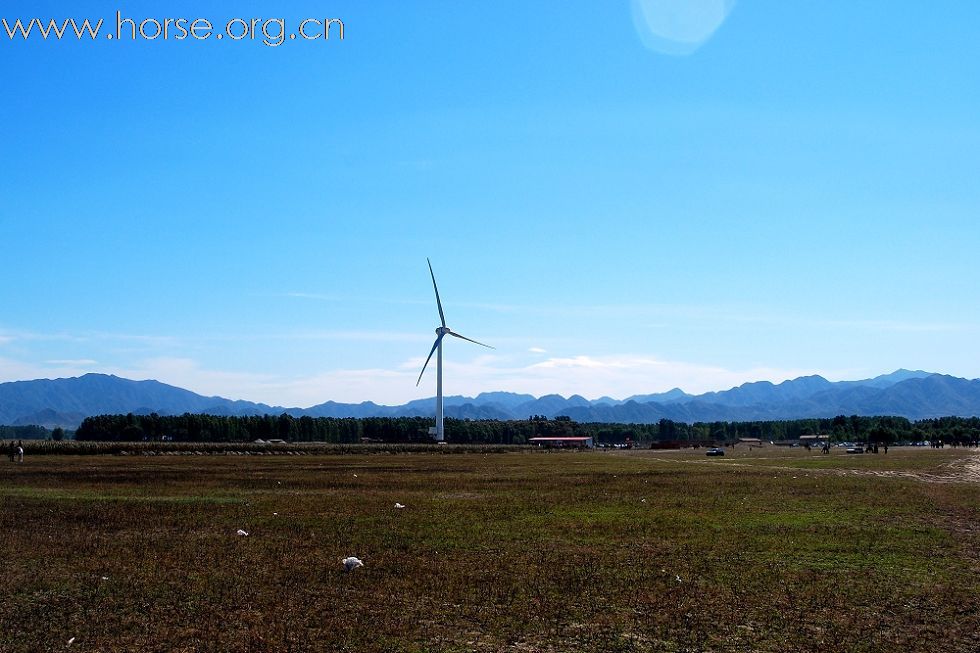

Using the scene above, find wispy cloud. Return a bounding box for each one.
[281,292,430,307]
[443,301,979,334]
[5,325,428,347]
[284,292,343,302]
[813,318,972,333]
[45,359,98,367]
[1,329,180,346]
[221,330,430,344]
[274,294,966,337]
[0,357,110,383]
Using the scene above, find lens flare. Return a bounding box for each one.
[631,0,736,55]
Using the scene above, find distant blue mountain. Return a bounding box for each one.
[691,375,835,407]
[0,374,277,426]
[472,392,537,409]
[1,370,978,428]
[590,396,623,406]
[625,388,693,405]
[514,394,591,417]
[836,369,932,389]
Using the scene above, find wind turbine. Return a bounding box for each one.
[416,258,493,442]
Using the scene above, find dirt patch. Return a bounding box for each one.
[637,452,980,485]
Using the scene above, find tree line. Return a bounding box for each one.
[69,413,980,446]
[73,413,612,444]
[0,425,49,440]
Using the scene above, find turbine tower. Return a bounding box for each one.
[416,258,493,442]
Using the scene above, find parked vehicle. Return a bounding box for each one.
[705,447,725,457]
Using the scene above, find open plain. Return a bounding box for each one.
[1,446,978,652]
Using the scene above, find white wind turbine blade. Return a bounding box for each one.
[427,258,447,327]
[448,331,494,349]
[416,334,445,386]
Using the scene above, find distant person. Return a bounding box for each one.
[17,444,24,463]
[7,441,14,462]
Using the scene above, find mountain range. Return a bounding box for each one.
[1,370,979,429]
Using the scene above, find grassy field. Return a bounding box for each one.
[1,446,978,652]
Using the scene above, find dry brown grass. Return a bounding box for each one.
[1,447,978,652]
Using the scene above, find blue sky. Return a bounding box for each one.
[2,1,979,406]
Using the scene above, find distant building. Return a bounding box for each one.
[737,437,764,446]
[529,436,594,449]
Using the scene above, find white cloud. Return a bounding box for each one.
[0,348,847,407]
[3,319,968,407]
[51,357,419,408]
[391,353,831,404]
[0,357,104,382]
[254,368,415,407]
[101,357,277,401]
[191,351,828,407]
[543,355,826,396]
[0,357,45,380]
[451,354,825,400]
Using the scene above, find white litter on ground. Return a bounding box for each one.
[342,556,364,572]
[394,502,406,509]
[237,529,249,537]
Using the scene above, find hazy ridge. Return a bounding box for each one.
[3,369,980,429]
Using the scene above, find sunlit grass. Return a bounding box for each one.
[1,448,978,652]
